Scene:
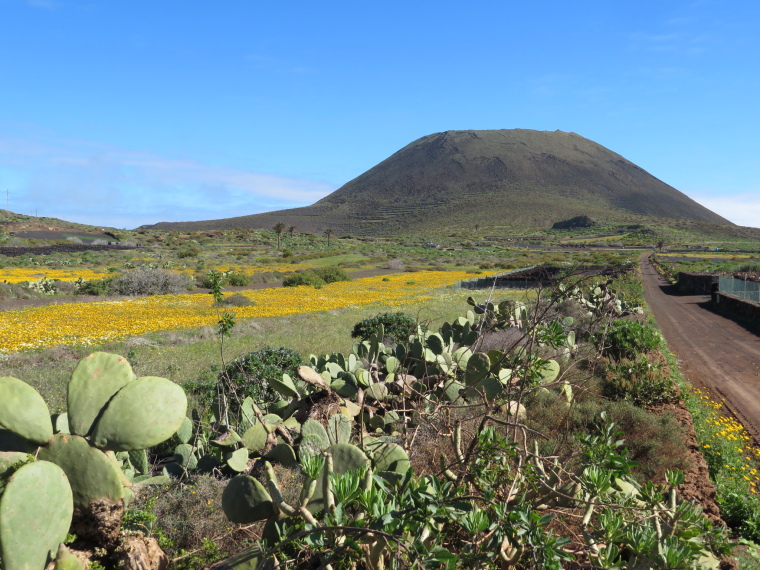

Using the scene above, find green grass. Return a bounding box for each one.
[733,541,760,569]
[305,253,370,266]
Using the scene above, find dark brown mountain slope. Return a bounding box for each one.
[142,129,731,235]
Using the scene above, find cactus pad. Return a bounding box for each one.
[197,454,220,474]
[52,413,70,435]
[175,417,194,444]
[327,413,352,445]
[242,423,269,453]
[128,448,149,475]
[0,460,73,570]
[270,374,300,399]
[89,376,187,451]
[464,352,491,386]
[0,376,53,445]
[265,443,297,468]
[331,375,359,399]
[174,443,199,470]
[539,360,561,384]
[368,441,410,484]
[308,443,369,513]
[222,475,274,522]
[53,543,87,570]
[211,545,270,570]
[132,474,172,485]
[426,334,445,355]
[37,433,124,510]
[299,433,328,459]
[466,375,503,400]
[366,382,388,401]
[225,447,250,472]
[442,380,465,402]
[301,419,329,447]
[67,352,134,437]
[0,451,28,476]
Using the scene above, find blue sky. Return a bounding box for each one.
[1,0,758,229]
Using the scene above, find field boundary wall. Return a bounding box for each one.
[0,244,138,257]
[677,272,718,294]
[713,292,760,323]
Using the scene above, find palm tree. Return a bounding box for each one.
[288,226,296,238]
[324,228,333,247]
[273,222,286,249]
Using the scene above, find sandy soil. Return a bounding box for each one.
[641,253,760,445]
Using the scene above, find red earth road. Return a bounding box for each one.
[641,254,760,444]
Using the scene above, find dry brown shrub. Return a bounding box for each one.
[137,476,257,559]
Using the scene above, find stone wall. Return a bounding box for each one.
[0,244,137,258]
[677,272,718,294]
[714,292,760,322]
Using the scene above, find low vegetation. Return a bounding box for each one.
[0,264,747,569]
[3,216,760,568]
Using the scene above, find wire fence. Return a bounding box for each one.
[719,276,760,303]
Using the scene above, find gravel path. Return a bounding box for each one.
[641,253,760,444]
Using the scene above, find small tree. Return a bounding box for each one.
[288,226,296,238]
[324,228,333,247]
[273,222,286,249]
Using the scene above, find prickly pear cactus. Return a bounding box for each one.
[0,376,53,445]
[0,460,73,570]
[37,434,124,510]
[89,376,187,451]
[222,475,274,523]
[539,359,561,384]
[67,352,134,437]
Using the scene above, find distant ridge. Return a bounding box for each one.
[142,129,732,234]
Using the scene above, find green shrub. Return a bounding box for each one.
[601,356,678,406]
[312,265,351,284]
[596,319,661,360]
[282,271,326,288]
[217,293,254,307]
[196,272,217,289]
[131,476,243,565]
[717,490,760,543]
[282,266,350,288]
[177,245,201,258]
[526,395,690,483]
[351,311,419,344]
[110,268,192,296]
[219,346,306,410]
[226,272,249,286]
[76,276,115,296]
[737,263,760,273]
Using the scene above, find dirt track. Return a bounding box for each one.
[641,254,760,444]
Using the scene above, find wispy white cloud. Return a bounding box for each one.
[689,191,760,229]
[0,128,336,228]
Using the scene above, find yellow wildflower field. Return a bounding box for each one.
[0,267,109,283]
[0,271,472,353]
